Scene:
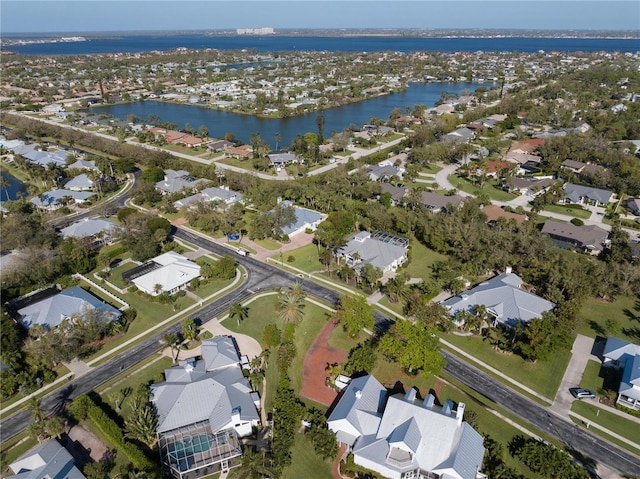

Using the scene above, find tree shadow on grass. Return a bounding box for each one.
[589,320,606,336]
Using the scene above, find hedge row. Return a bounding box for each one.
[72,395,155,471]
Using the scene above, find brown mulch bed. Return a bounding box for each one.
[300,321,348,407]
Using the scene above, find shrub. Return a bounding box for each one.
[570,218,584,226]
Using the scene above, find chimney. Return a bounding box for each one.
[423,394,435,409]
[404,388,417,403]
[456,402,465,425]
[505,266,512,274]
[443,400,454,416]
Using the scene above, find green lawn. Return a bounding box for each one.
[217,157,276,175]
[281,432,334,479]
[441,334,570,400]
[570,400,640,452]
[192,277,235,300]
[274,243,323,273]
[1,433,38,471]
[327,321,360,352]
[576,295,640,342]
[421,163,443,174]
[335,149,355,157]
[107,261,138,289]
[447,175,517,201]
[403,240,448,280]
[254,238,282,251]
[376,296,405,317]
[221,295,334,398]
[543,204,592,219]
[579,359,622,396]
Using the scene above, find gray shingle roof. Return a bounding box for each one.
[442,273,555,326]
[541,221,609,252]
[420,191,464,211]
[564,183,612,204]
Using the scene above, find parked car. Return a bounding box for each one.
[569,388,596,399]
[236,248,249,257]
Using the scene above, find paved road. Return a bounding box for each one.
[2,226,638,476]
[443,351,640,476]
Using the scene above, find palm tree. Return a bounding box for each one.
[287,280,307,302]
[229,302,249,327]
[161,332,180,363]
[275,291,305,326]
[235,447,275,479]
[0,175,11,201]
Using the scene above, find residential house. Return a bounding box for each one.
[328,375,485,479]
[30,189,94,210]
[6,439,87,479]
[506,177,555,197]
[207,140,235,153]
[23,148,69,168]
[441,271,555,328]
[67,159,99,171]
[624,197,640,216]
[336,231,408,274]
[420,191,464,213]
[128,252,201,296]
[268,152,300,169]
[560,159,587,173]
[479,204,527,226]
[224,145,253,160]
[151,336,260,478]
[541,220,609,255]
[174,186,244,209]
[602,337,640,411]
[368,164,403,182]
[59,217,119,243]
[441,127,475,144]
[278,200,325,237]
[155,170,207,195]
[561,183,613,207]
[64,173,94,191]
[380,184,407,206]
[9,286,122,330]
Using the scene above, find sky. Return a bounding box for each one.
[1,0,638,34]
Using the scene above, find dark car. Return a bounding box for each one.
[570,388,596,399]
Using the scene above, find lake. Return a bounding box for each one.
[93,81,490,146]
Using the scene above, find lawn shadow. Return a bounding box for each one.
[589,320,606,336]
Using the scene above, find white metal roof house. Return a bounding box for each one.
[6,438,86,479]
[30,189,94,210]
[603,337,640,411]
[155,170,207,195]
[328,375,485,479]
[131,252,200,296]
[336,231,408,274]
[12,286,121,330]
[278,200,326,237]
[151,336,260,478]
[59,217,119,243]
[174,186,244,209]
[64,173,94,191]
[441,271,555,328]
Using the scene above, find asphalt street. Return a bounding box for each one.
[1,227,638,476]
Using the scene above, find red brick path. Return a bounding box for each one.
[300,321,348,407]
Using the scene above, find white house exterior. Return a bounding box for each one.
[131,252,200,296]
[328,375,485,479]
[603,337,640,411]
[336,231,408,274]
[151,336,260,478]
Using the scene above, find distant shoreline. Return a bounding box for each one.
[2,28,639,43]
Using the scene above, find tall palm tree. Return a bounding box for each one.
[161,332,180,363]
[229,302,249,327]
[0,175,11,201]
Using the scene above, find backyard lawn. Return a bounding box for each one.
[577,295,640,342]
[281,432,334,479]
[403,240,448,280]
[441,333,570,400]
[579,359,622,396]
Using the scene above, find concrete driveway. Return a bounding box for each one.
[552,334,601,415]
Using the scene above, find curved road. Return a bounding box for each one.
[2,227,638,475]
